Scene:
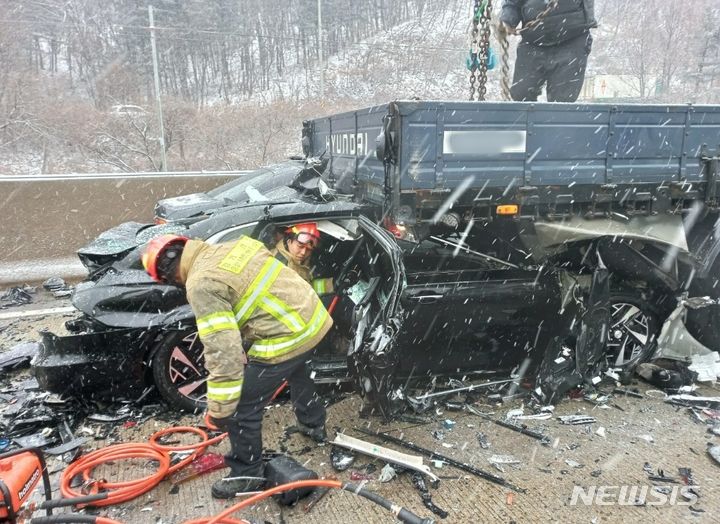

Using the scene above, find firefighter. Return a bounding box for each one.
[500,0,597,102]
[142,234,332,498]
[272,222,335,295]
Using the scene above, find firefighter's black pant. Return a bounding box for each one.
[510,33,592,103]
[217,351,325,477]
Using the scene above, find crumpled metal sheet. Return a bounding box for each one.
[655,298,717,364]
[533,215,689,252]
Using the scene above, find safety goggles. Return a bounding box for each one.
[294,232,319,249]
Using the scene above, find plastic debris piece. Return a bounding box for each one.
[689,352,720,382]
[708,445,720,466]
[505,407,524,420]
[44,437,87,456]
[477,432,490,449]
[169,453,225,485]
[442,419,456,430]
[14,433,52,448]
[515,412,553,421]
[0,286,34,306]
[330,446,355,472]
[431,460,444,469]
[349,470,374,481]
[637,434,655,444]
[565,459,583,469]
[488,455,520,465]
[411,472,448,518]
[595,427,606,438]
[0,342,39,371]
[87,413,131,423]
[558,415,596,425]
[378,464,397,483]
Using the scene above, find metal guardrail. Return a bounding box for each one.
[0,170,251,182]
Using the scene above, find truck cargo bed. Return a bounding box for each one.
[303,101,720,222]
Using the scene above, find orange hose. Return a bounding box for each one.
[60,427,228,507]
[60,443,170,506]
[192,480,343,524]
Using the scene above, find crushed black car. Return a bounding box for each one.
[31,185,692,415]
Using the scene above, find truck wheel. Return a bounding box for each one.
[152,329,208,412]
[606,293,661,368]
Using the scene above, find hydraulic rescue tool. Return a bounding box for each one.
[0,447,109,524]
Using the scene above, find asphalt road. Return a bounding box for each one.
[0,173,239,284]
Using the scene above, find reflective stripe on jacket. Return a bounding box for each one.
[179,237,333,418]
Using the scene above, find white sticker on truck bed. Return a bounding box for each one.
[443,130,526,155]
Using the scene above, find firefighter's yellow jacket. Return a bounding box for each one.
[271,240,334,295]
[179,237,333,418]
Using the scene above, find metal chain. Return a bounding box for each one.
[517,0,559,34]
[469,0,492,101]
[469,0,481,100]
[498,28,511,100]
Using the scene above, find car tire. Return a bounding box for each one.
[606,292,662,369]
[152,329,208,412]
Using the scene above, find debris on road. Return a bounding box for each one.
[356,427,525,493]
[0,342,39,371]
[709,445,720,467]
[332,433,439,484]
[330,445,355,471]
[378,463,397,483]
[411,471,449,519]
[42,277,73,298]
[0,285,35,307]
[635,362,696,391]
[558,415,596,425]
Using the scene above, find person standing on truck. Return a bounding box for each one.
[500,0,597,102]
[141,234,332,499]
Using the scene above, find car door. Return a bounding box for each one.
[394,239,561,378]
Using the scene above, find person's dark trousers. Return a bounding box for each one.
[510,33,592,102]
[216,351,326,477]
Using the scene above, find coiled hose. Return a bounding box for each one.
[58,426,433,524]
[59,427,225,506]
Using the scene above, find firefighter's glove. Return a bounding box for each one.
[335,269,360,292]
[205,412,231,432]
